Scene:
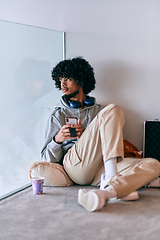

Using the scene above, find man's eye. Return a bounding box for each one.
[59,78,71,82]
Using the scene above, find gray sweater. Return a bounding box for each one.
[41,96,104,164]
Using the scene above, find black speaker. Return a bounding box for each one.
[143,120,160,162]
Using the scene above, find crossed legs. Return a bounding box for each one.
[63,104,160,211]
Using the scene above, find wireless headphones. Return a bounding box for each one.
[68,97,94,108]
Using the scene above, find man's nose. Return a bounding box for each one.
[61,80,67,87]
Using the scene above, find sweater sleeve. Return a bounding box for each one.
[41,138,64,163]
[41,111,64,164]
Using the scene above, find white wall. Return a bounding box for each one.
[1,0,160,150]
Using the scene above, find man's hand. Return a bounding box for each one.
[54,119,84,144]
[75,119,84,138]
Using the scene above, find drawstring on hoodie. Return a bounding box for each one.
[79,107,91,128]
[85,109,90,127]
[78,108,80,120]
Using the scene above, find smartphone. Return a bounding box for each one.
[65,117,78,137]
[65,117,78,125]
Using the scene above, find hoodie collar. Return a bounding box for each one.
[55,95,96,110]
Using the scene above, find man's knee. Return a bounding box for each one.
[98,104,124,124]
[144,158,160,168]
[140,158,160,178]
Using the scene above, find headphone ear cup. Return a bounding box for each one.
[68,97,94,108]
[84,98,94,106]
[68,100,81,108]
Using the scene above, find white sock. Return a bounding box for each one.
[104,185,117,200]
[104,157,118,181]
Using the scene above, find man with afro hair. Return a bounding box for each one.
[41,57,160,212]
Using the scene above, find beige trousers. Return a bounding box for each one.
[63,104,160,198]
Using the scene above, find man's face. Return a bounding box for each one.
[60,77,80,97]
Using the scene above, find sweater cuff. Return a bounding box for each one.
[47,137,62,152]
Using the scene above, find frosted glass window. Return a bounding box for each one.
[0,20,63,199]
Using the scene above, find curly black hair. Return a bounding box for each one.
[51,57,96,94]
